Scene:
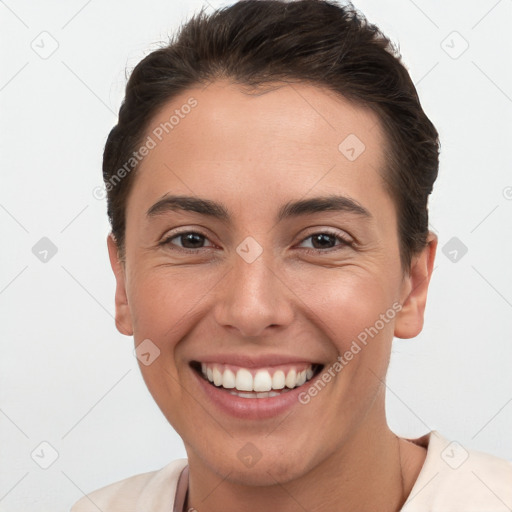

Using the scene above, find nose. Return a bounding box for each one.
[213,250,295,339]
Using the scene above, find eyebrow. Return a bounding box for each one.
[146,194,372,222]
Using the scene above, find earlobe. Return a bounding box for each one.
[394,232,438,339]
[107,233,134,336]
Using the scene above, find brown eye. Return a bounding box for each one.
[161,231,215,251]
[298,231,352,253]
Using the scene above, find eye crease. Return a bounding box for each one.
[158,230,354,253]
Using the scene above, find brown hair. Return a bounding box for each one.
[103,0,440,271]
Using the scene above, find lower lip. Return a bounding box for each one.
[192,368,320,420]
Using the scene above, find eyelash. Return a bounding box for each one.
[159,229,353,254]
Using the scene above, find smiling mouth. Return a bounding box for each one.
[190,361,324,398]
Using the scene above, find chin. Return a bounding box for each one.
[227,462,307,487]
[200,444,318,487]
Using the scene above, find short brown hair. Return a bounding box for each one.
[103,0,440,270]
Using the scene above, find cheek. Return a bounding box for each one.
[127,269,204,429]
[128,266,218,342]
[292,264,399,347]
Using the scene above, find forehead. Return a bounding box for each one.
[127,79,391,222]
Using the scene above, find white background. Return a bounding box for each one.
[1,0,511,510]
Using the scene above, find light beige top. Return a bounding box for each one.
[70,431,512,511]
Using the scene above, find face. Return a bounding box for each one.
[108,80,436,486]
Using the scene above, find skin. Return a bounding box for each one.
[107,79,437,512]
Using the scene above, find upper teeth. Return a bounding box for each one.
[200,363,315,392]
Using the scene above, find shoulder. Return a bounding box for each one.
[403,431,512,511]
[70,458,188,512]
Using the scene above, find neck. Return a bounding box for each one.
[184,401,425,512]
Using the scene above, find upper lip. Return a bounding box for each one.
[190,354,323,368]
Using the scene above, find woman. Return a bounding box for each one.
[71,0,512,510]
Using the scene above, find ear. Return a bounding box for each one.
[107,233,134,336]
[394,232,437,339]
